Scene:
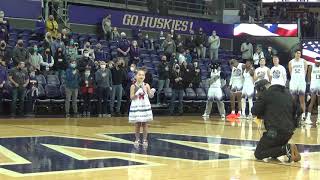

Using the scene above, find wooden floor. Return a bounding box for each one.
[0,116,319,180]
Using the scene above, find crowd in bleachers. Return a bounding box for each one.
[0,12,240,117]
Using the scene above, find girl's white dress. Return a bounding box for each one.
[129,83,153,123]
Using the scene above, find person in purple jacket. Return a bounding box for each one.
[0,56,8,114]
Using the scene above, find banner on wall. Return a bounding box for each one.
[69,5,233,38]
[0,0,42,19]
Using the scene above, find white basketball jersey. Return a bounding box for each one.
[210,70,221,88]
[231,63,244,82]
[243,69,254,85]
[255,66,270,82]
[270,65,287,86]
[311,64,320,85]
[290,58,306,82]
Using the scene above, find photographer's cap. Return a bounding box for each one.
[315,57,320,63]
[255,79,270,90]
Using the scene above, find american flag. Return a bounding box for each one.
[234,24,298,37]
[303,41,320,64]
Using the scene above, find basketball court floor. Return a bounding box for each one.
[0,116,319,180]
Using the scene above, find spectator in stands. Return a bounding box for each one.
[0,40,11,65]
[208,30,220,61]
[66,40,79,62]
[256,5,264,22]
[46,15,59,39]
[94,43,105,62]
[241,41,253,62]
[192,61,201,89]
[185,32,196,53]
[175,34,184,53]
[65,60,80,118]
[0,56,7,114]
[265,46,275,68]
[9,61,29,117]
[169,63,185,116]
[136,29,144,48]
[279,7,288,22]
[112,27,120,41]
[12,40,29,66]
[195,28,207,59]
[102,14,112,41]
[51,33,66,55]
[95,61,112,117]
[253,47,265,69]
[142,66,153,86]
[178,50,187,65]
[80,66,94,117]
[117,32,131,67]
[26,67,38,115]
[61,29,70,46]
[78,49,96,74]
[35,16,46,41]
[129,40,140,66]
[41,48,54,76]
[143,34,152,50]
[181,61,193,89]
[110,58,127,116]
[43,32,54,51]
[82,42,94,60]
[53,47,67,80]
[157,55,170,104]
[158,31,166,50]
[0,11,9,42]
[185,49,193,64]
[239,3,249,23]
[163,34,176,62]
[301,12,311,38]
[29,45,43,73]
[170,29,177,41]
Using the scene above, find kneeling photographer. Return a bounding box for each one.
[252,79,301,162]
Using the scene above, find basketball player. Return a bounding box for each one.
[227,59,245,119]
[270,55,287,87]
[202,62,226,119]
[288,50,308,122]
[305,58,320,124]
[241,60,255,119]
[254,57,271,82]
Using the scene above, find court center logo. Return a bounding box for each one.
[0,133,317,176]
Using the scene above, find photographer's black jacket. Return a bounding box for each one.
[252,85,299,133]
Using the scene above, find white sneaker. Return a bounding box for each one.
[202,114,209,117]
[221,114,226,120]
[247,114,253,120]
[239,114,246,119]
[305,116,313,125]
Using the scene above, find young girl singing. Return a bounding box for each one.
[129,69,156,146]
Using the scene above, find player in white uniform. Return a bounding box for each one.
[202,63,226,119]
[305,58,320,124]
[241,60,255,119]
[254,57,271,83]
[288,50,308,121]
[270,55,287,86]
[227,59,245,119]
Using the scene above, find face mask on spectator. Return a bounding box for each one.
[70,63,76,68]
[85,71,90,76]
[84,53,90,58]
[30,72,36,77]
[100,65,106,69]
[0,42,5,48]
[109,64,113,68]
[130,67,135,72]
[18,42,24,47]
[194,63,198,67]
